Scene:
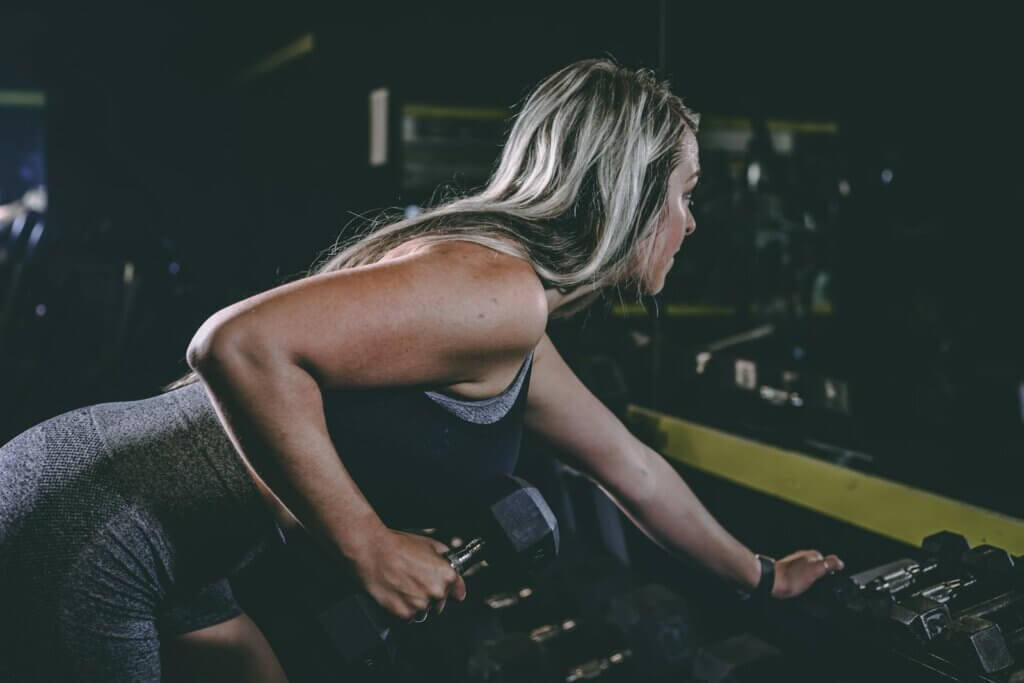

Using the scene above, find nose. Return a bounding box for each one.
[685,216,697,236]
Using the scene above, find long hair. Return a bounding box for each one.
[165,58,697,391]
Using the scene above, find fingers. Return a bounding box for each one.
[773,549,846,598]
[376,531,470,624]
[822,553,845,573]
[416,557,465,621]
[788,549,844,573]
[805,551,845,579]
[453,573,468,602]
[434,561,467,611]
[432,546,467,604]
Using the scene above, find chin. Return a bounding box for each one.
[648,267,672,295]
[643,277,666,296]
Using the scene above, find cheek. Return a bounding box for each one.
[662,210,686,249]
[648,221,671,258]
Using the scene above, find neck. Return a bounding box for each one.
[544,282,600,315]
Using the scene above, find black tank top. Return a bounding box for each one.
[320,354,533,530]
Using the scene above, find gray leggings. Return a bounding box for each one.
[0,383,275,682]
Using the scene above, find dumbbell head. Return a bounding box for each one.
[921,531,969,566]
[692,633,786,683]
[604,584,699,678]
[961,545,1016,587]
[941,615,1015,674]
[467,633,548,683]
[320,475,557,662]
[473,475,559,574]
[887,595,951,644]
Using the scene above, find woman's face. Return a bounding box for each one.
[643,135,700,295]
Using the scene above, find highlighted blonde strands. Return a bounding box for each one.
[318,58,701,293]
[164,58,697,392]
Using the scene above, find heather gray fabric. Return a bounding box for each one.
[0,357,533,681]
[0,382,275,682]
[424,352,533,424]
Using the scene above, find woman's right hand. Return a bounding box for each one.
[350,527,468,621]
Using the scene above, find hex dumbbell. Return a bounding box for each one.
[289,475,559,663]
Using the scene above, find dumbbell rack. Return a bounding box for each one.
[827,531,1024,682]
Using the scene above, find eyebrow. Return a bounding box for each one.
[687,169,701,182]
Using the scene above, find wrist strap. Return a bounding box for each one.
[753,554,775,600]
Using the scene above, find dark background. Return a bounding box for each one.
[1,3,1020,509]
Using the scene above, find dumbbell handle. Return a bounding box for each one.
[915,577,978,603]
[565,649,633,682]
[867,560,938,594]
[319,535,488,661]
[447,537,485,574]
[956,590,1024,621]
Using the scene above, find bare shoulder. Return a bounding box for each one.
[191,236,548,391]
[402,239,549,350]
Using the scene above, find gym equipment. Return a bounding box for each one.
[921,530,971,564]
[943,615,1014,674]
[478,583,558,635]
[468,618,627,682]
[890,545,1018,631]
[292,474,559,663]
[887,593,955,644]
[961,544,1019,590]
[826,531,1024,677]
[939,591,1024,673]
[832,531,968,613]
[467,583,698,683]
[690,633,786,683]
[604,583,697,678]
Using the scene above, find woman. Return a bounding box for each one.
[0,58,842,682]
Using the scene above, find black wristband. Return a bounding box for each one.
[753,554,775,600]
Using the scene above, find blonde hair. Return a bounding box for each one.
[165,58,697,391]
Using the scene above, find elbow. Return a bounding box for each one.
[187,313,296,383]
[186,315,249,375]
[185,325,212,372]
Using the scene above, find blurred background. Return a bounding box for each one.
[3,3,1022,680]
[2,2,1018,513]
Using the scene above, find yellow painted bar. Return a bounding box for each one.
[238,34,315,83]
[608,303,832,318]
[610,303,737,317]
[402,103,511,121]
[626,406,1024,554]
[0,90,45,108]
[700,114,839,135]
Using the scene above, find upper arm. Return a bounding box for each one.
[189,242,548,390]
[525,335,654,500]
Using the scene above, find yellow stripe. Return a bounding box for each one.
[766,120,839,135]
[610,303,736,317]
[402,103,511,121]
[626,406,1024,553]
[0,90,45,108]
[238,34,315,83]
[609,303,833,317]
[699,114,839,135]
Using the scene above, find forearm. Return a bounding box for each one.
[190,344,384,560]
[604,441,761,590]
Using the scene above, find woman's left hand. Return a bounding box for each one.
[771,549,845,599]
